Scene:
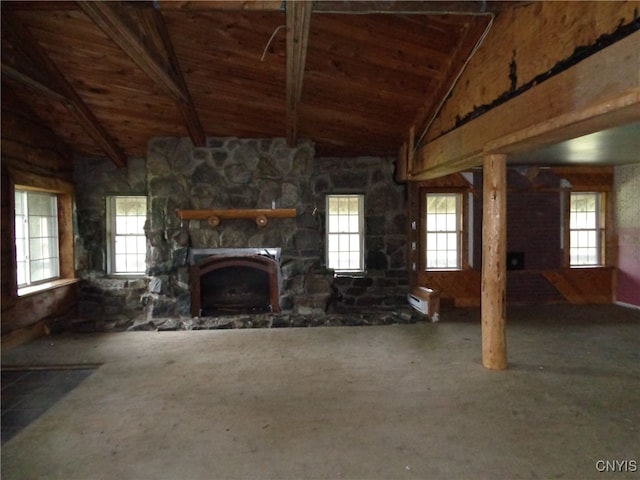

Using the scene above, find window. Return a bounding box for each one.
[425,193,461,270]
[569,192,604,266]
[14,190,60,287]
[326,194,364,272]
[107,196,147,275]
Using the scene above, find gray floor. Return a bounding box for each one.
[1,304,639,480]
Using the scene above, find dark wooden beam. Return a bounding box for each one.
[286,0,312,146]
[77,1,205,146]
[1,16,127,167]
[141,6,206,147]
[153,0,512,13]
[312,1,509,14]
[1,64,67,102]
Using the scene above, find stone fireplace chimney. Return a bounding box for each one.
[143,137,323,319]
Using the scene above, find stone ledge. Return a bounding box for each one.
[129,309,426,331]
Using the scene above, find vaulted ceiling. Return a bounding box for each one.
[1,1,514,166]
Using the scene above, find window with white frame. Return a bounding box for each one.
[107,196,147,275]
[14,189,60,287]
[425,193,462,270]
[326,194,364,272]
[569,192,604,266]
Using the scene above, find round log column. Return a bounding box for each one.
[481,154,508,370]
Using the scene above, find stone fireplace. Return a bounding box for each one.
[139,136,410,322]
[73,136,409,329]
[143,137,325,319]
[189,248,281,316]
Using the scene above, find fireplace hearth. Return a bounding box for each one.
[189,248,281,317]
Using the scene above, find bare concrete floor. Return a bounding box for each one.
[2,304,639,480]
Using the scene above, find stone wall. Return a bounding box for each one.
[74,137,410,326]
[144,137,321,318]
[74,156,149,328]
[312,157,409,309]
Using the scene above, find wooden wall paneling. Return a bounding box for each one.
[1,284,78,335]
[0,167,18,311]
[1,14,127,167]
[77,2,206,147]
[543,268,614,304]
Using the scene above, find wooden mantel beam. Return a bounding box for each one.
[1,15,127,167]
[77,1,206,147]
[285,0,312,147]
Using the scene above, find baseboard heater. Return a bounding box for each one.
[408,286,440,322]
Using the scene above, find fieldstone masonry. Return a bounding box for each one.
[75,137,409,330]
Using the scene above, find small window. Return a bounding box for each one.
[326,194,364,272]
[14,189,60,287]
[569,192,604,266]
[107,196,147,275]
[425,193,461,270]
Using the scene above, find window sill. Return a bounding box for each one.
[106,273,147,279]
[18,278,80,298]
[334,272,366,278]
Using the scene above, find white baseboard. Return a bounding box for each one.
[614,301,640,311]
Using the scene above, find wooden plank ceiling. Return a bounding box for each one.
[1,1,503,164]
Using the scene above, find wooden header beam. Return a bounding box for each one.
[411,31,640,180]
[153,1,509,14]
[285,0,312,147]
[1,16,127,167]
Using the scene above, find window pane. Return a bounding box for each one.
[326,195,364,271]
[15,190,60,287]
[28,192,56,216]
[425,193,460,270]
[15,192,25,215]
[569,192,602,266]
[110,196,147,273]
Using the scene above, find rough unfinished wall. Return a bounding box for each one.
[615,163,640,307]
[426,1,639,141]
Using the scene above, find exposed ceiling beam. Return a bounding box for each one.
[77,1,206,147]
[311,1,507,14]
[285,0,312,147]
[1,15,128,167]
[153,0,511,13]
[1,63,68,102]
[410,16,492,153]
[156,1,284,11]
[411,32,640,180]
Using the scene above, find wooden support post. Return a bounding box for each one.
[481,153,507,370]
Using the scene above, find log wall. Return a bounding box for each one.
[1,91,77,342]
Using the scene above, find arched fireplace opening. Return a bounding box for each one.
[189,249,281,317]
